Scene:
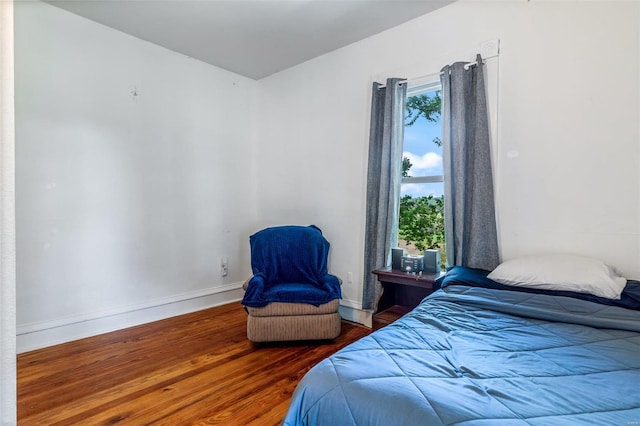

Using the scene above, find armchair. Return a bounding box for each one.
[241,225,342,342]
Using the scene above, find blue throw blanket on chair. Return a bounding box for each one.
[241,225,342,308]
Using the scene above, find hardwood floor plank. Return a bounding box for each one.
[18,302,372,425]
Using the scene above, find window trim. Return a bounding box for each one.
[402,175,443,184]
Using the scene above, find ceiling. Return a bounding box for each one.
[46,0,454,80]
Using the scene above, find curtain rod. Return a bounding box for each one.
[376,53,499,89]
[461,52,500,70]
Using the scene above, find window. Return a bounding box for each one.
[397,81,445,266]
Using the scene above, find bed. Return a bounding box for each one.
[282,264,640,425]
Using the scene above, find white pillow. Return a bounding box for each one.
[487,254,627,300]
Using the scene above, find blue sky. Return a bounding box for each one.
[401,90,443,197]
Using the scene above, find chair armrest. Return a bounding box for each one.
[242,277,253,291]
[241,274,268,307]
[320,274,342,299]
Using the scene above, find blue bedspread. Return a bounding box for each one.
[283,283,640,425]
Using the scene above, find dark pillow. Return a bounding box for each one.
[438,266,640,311]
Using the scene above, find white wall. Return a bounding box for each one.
[15,1,257,352]
[1,0,16,421]
[15,0,640,350]
[255,1,640,315]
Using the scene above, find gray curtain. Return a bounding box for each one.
[362,78,407,310]
[440,54,499,271]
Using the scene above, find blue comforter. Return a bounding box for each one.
[283,283,640,425]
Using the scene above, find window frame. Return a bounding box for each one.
[397,78,445,259]
[401,80,444,189]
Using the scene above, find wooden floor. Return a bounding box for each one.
[17,302,375,425]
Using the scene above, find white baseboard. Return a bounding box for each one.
[18,289,373,353]
[339,298,372,328]
[17,282,245,354]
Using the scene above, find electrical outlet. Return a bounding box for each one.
[220,257,228,277]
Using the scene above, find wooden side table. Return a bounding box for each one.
[372,268,443,324]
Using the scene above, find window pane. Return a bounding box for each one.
[401,182,443,198]
[398,85,445,266]
[398,188,445,258]
[403,90,442,178]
